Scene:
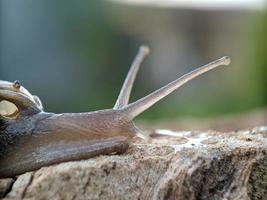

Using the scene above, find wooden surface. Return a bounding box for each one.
[1,125,266,200]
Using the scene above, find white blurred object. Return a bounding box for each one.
[110,0,266,10]
[0,100,18,117]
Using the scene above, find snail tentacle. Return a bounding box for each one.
[114,45,150,109]
[123,56,231,119]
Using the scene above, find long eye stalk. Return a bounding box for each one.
[114,46,150,109]
[120,54,230,119]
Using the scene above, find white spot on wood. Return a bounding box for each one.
[155,129,191,137]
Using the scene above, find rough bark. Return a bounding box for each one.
[1,126,266,200]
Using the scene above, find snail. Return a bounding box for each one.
[0,46,230,178]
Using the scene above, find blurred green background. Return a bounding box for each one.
[0,0,266,122]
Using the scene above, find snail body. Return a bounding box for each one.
[0,110,132,178]
[0,46,230,178]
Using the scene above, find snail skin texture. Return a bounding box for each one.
[0,46,231,178]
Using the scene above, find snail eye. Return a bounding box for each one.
[0,100,19,118]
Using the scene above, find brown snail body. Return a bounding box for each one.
[0,46,230,178]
